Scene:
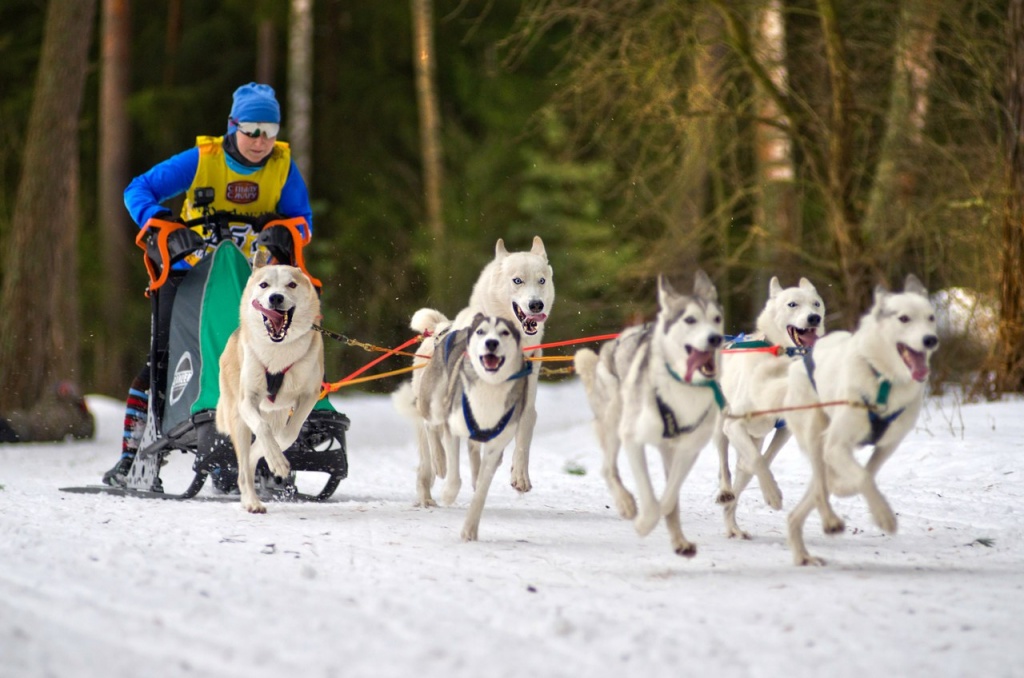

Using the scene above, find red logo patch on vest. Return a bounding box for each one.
[226,181,259,204]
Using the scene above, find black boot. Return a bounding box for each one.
[102,455,134,488]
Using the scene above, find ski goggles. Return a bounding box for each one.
[234,121,280,139]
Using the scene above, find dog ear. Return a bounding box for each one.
[530,235,547,261]
[769,276,783,298]
[252,248,271,269]
[903,273,928,298]
[798,277,816,292]
[657,274,678,308]
[693,269,718,302]
[494,239,509,259]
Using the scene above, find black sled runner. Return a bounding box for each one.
[63,195,349,501]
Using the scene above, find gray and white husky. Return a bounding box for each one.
[394,236,553,505]
[714,276,825,538]
[574,272,724,557]
[784,274,939,565]
[452,237,554,496]
[399,311,531,540]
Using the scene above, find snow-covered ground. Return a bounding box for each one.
[1,381,1021,678]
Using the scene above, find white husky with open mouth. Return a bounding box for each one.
[713,276,826,539]
[784,274,939,565]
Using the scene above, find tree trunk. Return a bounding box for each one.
[257,19,276,86]
[163,0,182,86]
[817,0,874,322]
[96,0,132,395]
[753,0,798,281]
[288,0,313,182]
[0,0,98,411]
[411,0,447,304]
[995,0,1024,393]
[862,0,941,243]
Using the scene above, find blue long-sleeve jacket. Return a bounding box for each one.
[123,143,313,237]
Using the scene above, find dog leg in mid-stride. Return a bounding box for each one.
[576,271,725,557]
[784,274,938,565]
[461,444,504,541]
[216,258,324,514]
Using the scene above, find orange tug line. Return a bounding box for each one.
[319,332,622,398]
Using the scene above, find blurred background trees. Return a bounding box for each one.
[0,0,1018,407]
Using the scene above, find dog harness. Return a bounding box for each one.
[461,396,517,443]
[655,397,712,439]
[442,325,532,443]
[655,362,725,439]
[265,366,290,403]
[800,358,905,445]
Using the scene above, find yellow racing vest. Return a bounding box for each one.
[181,135,292,265]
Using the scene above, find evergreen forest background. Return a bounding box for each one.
[1,0,1021,410]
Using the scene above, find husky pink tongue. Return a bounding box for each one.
[684,349,713,382]
[252,299,286,334]
[902,347,929,382]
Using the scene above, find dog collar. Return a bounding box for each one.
[505,362,533,382]
[461,394,516,443]
[664,362,726,410]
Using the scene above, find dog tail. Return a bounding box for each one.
[391,380,419,421]
[574,349,599,396]
[410,308,450,335]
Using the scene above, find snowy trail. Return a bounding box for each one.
[1,383,1022,678]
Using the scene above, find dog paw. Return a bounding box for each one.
[266,458,291,480]
[761,480,783,510]
[716,490,736,505]
[460,524,479,542]
[726,526,751,540]
[414,497,438,509]
[634,510,659,537]
[510,468,532,494]
[822,516,846,535]
[673,541,697,558]
[873,505,898,534]
[441,480,461,506]
[242,499,267,514]
[614,492,637,519]
[795,553,827,567]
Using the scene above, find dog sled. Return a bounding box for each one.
[63,188,349,502]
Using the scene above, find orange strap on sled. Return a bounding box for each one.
[135,217,188,295]
[260,216,322,291]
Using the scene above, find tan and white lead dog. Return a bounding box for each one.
[216,256,323,513]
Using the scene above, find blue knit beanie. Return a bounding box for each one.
[228,82,281,130]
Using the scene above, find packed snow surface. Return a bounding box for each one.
[1,382,1021,678]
